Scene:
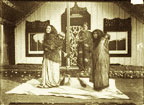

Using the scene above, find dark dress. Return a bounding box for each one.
[77,30,93,76]
[92,34,110,90]
[43,33,64,63]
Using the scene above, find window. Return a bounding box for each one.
[25,20,50,57]
[28,33,44,55]
[104,18,131,57]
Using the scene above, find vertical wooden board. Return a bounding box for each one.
[118,7,125,65]
[138,22,144,66]
[58,2,67,32]
[113,3,119,18]
[124,58,131,66]
[108,3,114,64]
[141,23,144,66]
[15,27,19,64]
[142,24,144,66]
[37,7,42,20]
[77,1,86,7]
[106,2,110,19]
[131,17,137,66]
[124,11,130,19]
[95,2,99,30]
[108,29,118,64]
[108,2,114,19]
[50,10,60,31]
[1,25,3,64]
[115,30,120,64]
[45,2,51,20]
[111,4,120,64]
[33,9,38,21]
[30,9,35,21]
[97,2,103,30]
[119,7,125,19]
[124,7,131,66]
[40,5,45,21]
[50,2,57,11]
[102,2,109,19]
[136,20,140,66]
[91,3,97,31]
[27,4,39,21]
[18,23,23,63]
[137,21,143,66]
[69,2,74,8]
[25,15,33,63]
[42,4,47,21]
[21,21,26,63]
[123,10,131,65]
[81,2,92,13]
[51,3,66,31]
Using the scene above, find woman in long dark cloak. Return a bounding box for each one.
[92,29,110,91]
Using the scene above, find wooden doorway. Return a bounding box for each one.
[61,2,91,67]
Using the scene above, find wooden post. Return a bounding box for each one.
[66,2,70,67]
[0,24,4,65]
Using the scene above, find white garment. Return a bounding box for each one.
[42,58,60,87]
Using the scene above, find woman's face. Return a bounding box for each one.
[46,26,51,33]
[93,32,98,39]
[83,24,88,30]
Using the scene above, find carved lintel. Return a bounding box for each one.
[104,18,131,31]
[26,20,50,32]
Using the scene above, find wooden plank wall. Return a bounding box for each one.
[15,2,144,66]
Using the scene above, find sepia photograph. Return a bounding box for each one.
[0,0,144,105]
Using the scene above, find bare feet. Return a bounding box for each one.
[37,84,48,88]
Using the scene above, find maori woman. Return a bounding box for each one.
[38,25,65,88]
[92,29,110,91]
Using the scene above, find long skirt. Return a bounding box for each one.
[41,57,60,87]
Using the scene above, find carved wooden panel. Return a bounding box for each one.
[61,2,91,66]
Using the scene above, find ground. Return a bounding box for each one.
[0,73,143,105]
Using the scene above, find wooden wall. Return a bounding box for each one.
[15,2,144,66]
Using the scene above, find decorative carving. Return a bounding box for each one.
[61,2,91,66]
[69,26,82,65]
[104,18,131,31]
[70,2,88,17]
[61,2,91,32]
[2,65,144,78]
[26,20,50,32]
